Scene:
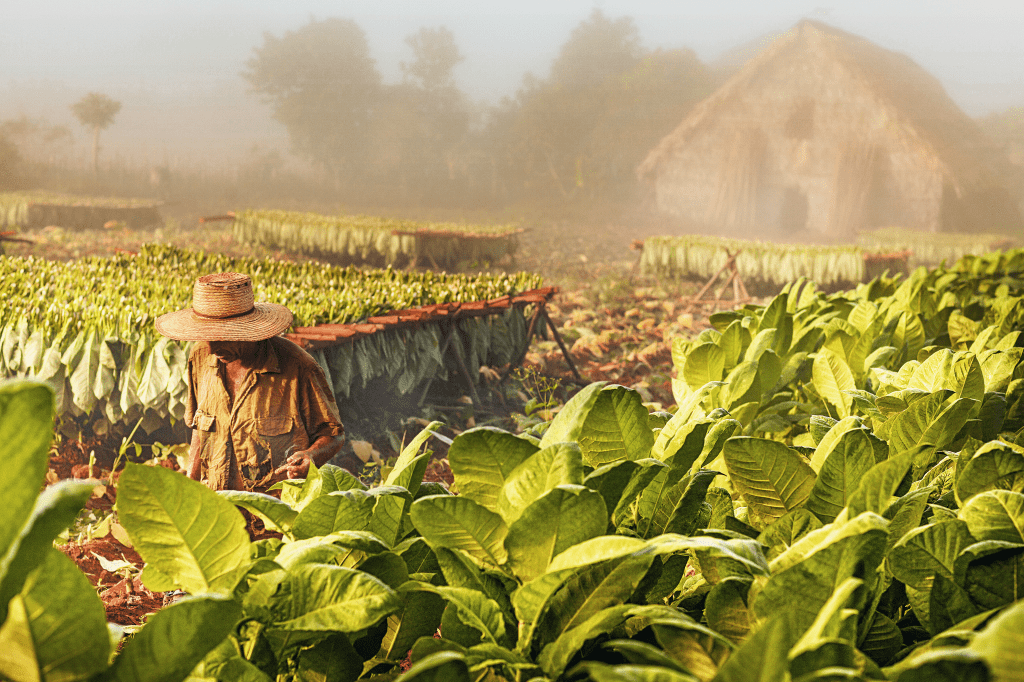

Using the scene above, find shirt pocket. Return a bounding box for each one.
[248,416,299,472]
[195,411,216,432]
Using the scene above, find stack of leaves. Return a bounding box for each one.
[0,191,160,228]
[0,244,542,432]
[858,227,1019,269]
[233,209,522,269]
[640,235,871,288]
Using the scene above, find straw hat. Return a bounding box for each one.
[155,273,293,341]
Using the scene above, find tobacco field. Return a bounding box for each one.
[0,243,542,435]
[3,235,1024,681]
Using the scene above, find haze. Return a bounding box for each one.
[3,0,1024,168]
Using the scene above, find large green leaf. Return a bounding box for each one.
[367,486,419,547]
[245,564,400,635]
[291,488,383,539]
[110,595,241,682]
[496,442,584,523]
[758,509,824,561]
[69,328,98,413]
[808,416,867,470]
[955,440,1024,507]
[384,421,442,497]
[532,552,656,653]
[447,426,539,511]
[613,459,669,528]
[704,578,753,644]
[706,609,801,682]
[722,437,816,527]
[804,428,876,523]
[960,491,1024,545]
[643,470,720,539]
[889,520,975,590]
[505,486,608,582]
[584,460,641,520]
[962,544,1024,612]
[378,584,446,661]
[847,449,917,518]
[0,381,53,579]
[541,384,654,467]
[812,348,856,418]
[651,415,714,466]
[651,615,734,680]
[535,604,634,678]
[755,513,888,632]
[969,599,1024,681]
[546,536,650,573]
[218,490,298,537]
[0,479,95,623]
[418,585,508,645]
[274,530,388,570]
[116,463,251,595]
[433,547,513,617]
[887,392,976,454]
[410,495,509,566]
[0,548,109,682]
[682,343,726,391]
[378,585,442,655]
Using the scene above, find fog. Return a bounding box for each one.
[3,0,1024,220]
[2,1,1021,163]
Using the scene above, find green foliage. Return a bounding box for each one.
[8,250,1024,681]
[0,381,241,682]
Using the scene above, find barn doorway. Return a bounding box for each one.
[779,186,809,234]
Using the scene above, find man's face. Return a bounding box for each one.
[208,340,258,363]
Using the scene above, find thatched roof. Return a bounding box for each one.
[637,20,1009,194]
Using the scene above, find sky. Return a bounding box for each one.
[3,0,1024,165]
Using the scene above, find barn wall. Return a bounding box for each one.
[652,36,948,238]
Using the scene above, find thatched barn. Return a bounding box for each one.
[637,21,1021,237]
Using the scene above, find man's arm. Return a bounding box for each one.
[186,430,203,481]
[275,435,345,479]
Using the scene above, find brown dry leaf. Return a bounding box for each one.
[110,521,133,548]
[351,440,379,464]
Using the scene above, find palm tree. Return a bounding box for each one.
[71,93,121,176]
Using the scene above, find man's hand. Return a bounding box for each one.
[274,450,313,480]
[272,436,344,481]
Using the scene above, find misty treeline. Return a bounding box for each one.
[242,9,715,207]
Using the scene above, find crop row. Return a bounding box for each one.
[640,229,1019,289]
[0,244,543,432]
[0,191,161,230]
[232,209,523,269]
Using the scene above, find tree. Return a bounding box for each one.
[487,10,713,203]
[549,8,642,90]
[394,26,470,199]
[70,93,121,176]
[244,18,382,186]
[402,26,463,93]
[494,9,645,200]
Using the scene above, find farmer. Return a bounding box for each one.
[155,272,344,491]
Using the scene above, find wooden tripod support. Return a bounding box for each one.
[683,250,751,314]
